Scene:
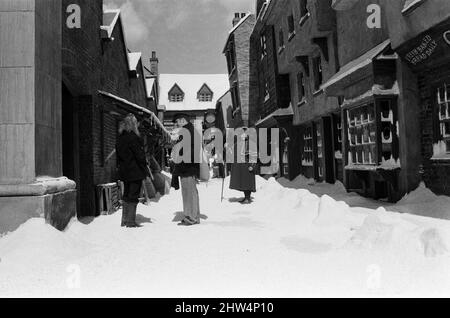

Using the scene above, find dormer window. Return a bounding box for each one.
[197,84,214,102]
[168,83,184,102]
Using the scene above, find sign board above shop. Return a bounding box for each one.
[398,18,450,71]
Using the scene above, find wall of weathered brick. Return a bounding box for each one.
[233,15,256,127]
[62,1,151,217]
[336,0,388,66]
[418,64,450,195]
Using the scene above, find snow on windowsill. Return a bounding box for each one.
[431,141,450,161]
[341,82,400,108]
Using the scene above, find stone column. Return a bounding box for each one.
[0,0,76,234]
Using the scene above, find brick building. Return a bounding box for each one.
[223,12,257,128]
[322,0,422,202]
[250,0,293,178]
[383,0,450,196]
[263,0,341,182]
[62,2,169,218]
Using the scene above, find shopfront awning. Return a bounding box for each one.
[98,90,171,142]
[255,105,294,128]
[322,40,393,96]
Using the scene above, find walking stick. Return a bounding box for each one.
[221,175,225,202]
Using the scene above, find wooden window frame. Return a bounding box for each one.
[345,97,399,169]
[302,126,314,167]
[435,83,450,158]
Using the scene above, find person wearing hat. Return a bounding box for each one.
[227,127,258,204]
[170,113,202,226]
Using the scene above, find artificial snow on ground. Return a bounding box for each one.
[0,175,450,297]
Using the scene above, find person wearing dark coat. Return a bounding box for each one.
[227,128,257,204]
[116,114,148,228]
[170,113,201,226]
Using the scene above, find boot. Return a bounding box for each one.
[121,202,129,227]
[126,202,142,228]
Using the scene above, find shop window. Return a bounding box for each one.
[312,56,323,92]
[334,115,343,159]
[380,100,395,161]
[302,127,313,166]
[437,84,450,156]
[346,100,398,167]
[316,122,324,178]
[347,103,377,165]
[297,72,306,103]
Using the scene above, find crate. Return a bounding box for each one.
[96,183,121,215]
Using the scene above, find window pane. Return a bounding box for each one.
[444,121,450,136]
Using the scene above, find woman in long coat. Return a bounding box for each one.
[228,128,258,204]
[116,114,148,228]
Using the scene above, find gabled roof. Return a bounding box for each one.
[223,13,253,53]
[197,83,213,95]
[168,83,185,95]
[159,74,230,112]
[128,52,142,72]
[145,78,156,99]
[101,9,142,74]
[101,9,121,39]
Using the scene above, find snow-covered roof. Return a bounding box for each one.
[101,9,121,39]
[101,9,140,74]
[98,90,170,137]
[341,82,400,107]
[223,13,253,53]
[255,104,294,127]
[145,78,156,99]
[128,52,142,72]
[159,74,230,112]
[322,40,392,91]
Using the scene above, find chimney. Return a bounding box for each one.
[241,12,246,18]
[150,51,159,76]
[232,12,241,26]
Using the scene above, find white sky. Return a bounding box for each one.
[104,0,255,74]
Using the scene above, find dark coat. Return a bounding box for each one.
[229,135,257,192]
[172,122,200,179]
[230,163,256,192]
[116,131,148,182]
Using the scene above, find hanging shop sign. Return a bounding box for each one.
[400,19,450,69]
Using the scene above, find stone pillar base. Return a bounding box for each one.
[0,178,77,235]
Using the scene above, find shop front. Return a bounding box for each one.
[394,18,450,196]
[323,40,415,202]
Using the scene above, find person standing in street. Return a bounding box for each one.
[170,113,201,226]
[227,127,258,204]
[116,114,149,228]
